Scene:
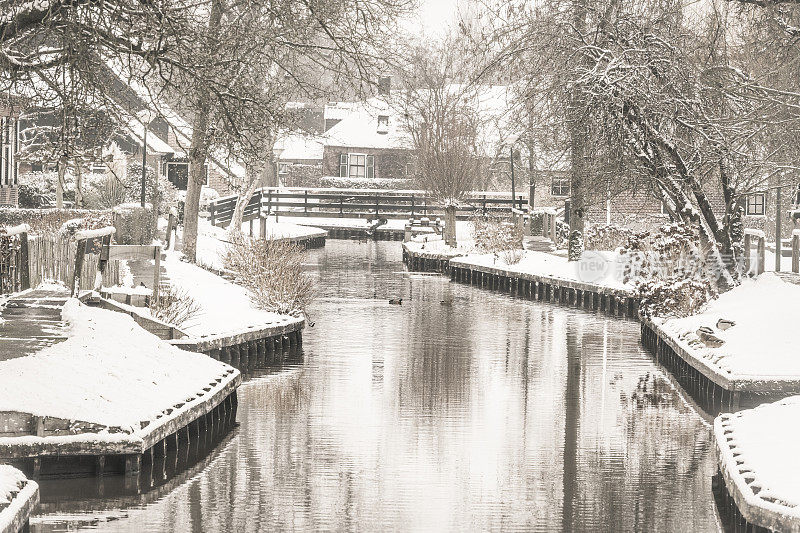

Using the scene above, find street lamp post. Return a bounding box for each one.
[136,110,157,208]
[510,145,516,211]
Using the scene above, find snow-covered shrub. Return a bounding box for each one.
[112,204,154,244]
[473,214,523,263]
[0,208,110,233]
[621,222,719,317]
[58,212,114,237]
[18,171,64,208]
[224,235,315,317]
[152,285,202,327]
[568,230,583,261]
[319,176,411,190]
[635,275,718,319]
[584,224,634,251]
[122,164,179,216]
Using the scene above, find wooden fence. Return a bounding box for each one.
[209,188,527,228]
[0,229,121,295]
[27,234,120,291]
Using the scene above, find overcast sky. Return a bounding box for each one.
[405,0,464,39]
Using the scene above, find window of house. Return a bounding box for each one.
[278,162,289,175]
[746,193,766,216]
[405,163,413,177]
[166,160,207,190]
[349,154,366,178]
[90,162,107,174]
[377,115,389,134]
[551,177,569,197]
[340,153,374,179]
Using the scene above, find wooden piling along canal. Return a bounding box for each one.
[402,244,800,415]
[402,246,638,319]
[0,368,241,481]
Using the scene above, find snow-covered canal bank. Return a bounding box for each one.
[31,240,719,531]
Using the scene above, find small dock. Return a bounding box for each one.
[0,293,242,481]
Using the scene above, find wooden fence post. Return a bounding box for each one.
[339,194,344,217]
[744,233,752,273]
[152,248,161,307]
[209,203,216,226]
[304,190,308,214]
[260,214,267,240]
[19,231,30,291]
[411,194,415,217]
[792,230,799,273]
[72,239,86,296]
[165,212,176,250]
[757,235,765,275]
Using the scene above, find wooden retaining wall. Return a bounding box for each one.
[0,369,241,482]
[320,226,405,241]
[0,477,38,533]
[402,247,638,319]
[170,322,304,370]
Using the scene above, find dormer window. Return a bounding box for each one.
[377,115,389,134]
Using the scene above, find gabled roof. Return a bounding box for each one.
[105,58,245,180]
[274,133,323,160]
[321,85,516,157]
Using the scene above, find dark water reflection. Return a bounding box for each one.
[32,240,719,532]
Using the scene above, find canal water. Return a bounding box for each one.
[32,240,720,532]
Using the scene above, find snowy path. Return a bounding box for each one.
[0,287,69,361]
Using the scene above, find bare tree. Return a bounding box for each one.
[399,43,490,247]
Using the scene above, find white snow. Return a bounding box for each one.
[449,249,632,291]
[73,226,115,240]
[0,299,233,431]
[744,228,766,239]
[2,224,29,236]
[717,396,800,512]
[164,251,302,338]
[194,217,324,271]
[0,465,27,506]
[658,273,800,377]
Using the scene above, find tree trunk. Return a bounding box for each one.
[151,165,161,240]
[229,163,265,236]
[181,0,223,263]
[444,205,457,247]
[74,162,83,208]
[568,0,588,262]
[56,156,66,209]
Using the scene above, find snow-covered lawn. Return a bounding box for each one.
[448,249,633,292]
[164,252,302,338]
[0,299,234,431]
[194,217,325,271]
[716,396,800,525]
[658,274,800,378]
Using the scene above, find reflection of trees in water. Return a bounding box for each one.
[569,335,715,532]
[94,243,716,532]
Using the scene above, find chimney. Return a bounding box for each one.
[378,76,391,96]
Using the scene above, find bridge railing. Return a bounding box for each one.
[209,188,527,228]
